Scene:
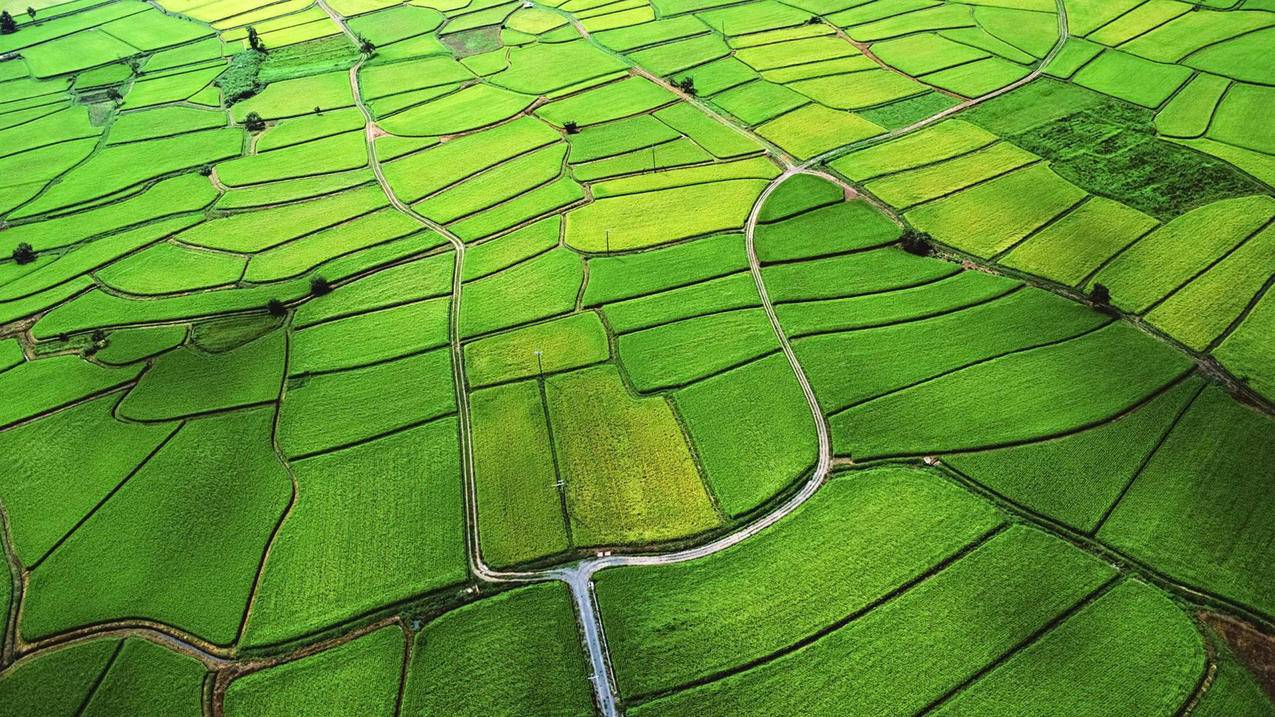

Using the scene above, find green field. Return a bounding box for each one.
[0,0,1272,713]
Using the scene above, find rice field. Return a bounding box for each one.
[0,0,1271,713]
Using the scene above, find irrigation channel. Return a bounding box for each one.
[307,3,1247,715]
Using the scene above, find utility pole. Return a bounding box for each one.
[605,229,610,254]
[534,349,543,378]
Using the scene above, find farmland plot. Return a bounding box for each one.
[0,0,1272,713]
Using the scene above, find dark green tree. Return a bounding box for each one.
[900,230,933,257]
[12,242,36,265]
[1089,282,1111,306]
[244,111,265,132]
[309,276,332,296]
[266,299,287,317]
[0,11,17,34]
[246,25,265,52]
[563,120,580,134]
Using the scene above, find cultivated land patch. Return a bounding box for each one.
[0,0,1272,714]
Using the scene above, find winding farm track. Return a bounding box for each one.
[308,2,1096,716]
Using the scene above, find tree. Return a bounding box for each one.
[105,87,122,102]
[358,35,375,54]
[246,25,265,52]
[26,7,35,19]
[900,229,933,257]
[563,120,580,135]
[266,299,287,317]
[244,111,265,132]
[309,276,332,296]
[197,164,213,176]
[12,242,36,265]
[1089,282,1111,306]
[676,76,696,96]
[0,11,16,34]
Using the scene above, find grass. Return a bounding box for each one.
[243,209,432,283]
[1146,223,1275,350]
[108,106,228,144]
[545,364,720,545]
[243,419,465,647]
[279,348,456,458]
[568,115,681,163]
[603,271,760,333]
[381,116,559,203]
[830,322,1191,459]
[12,128,242,218]
[583,232,749,305]
[96,325,188,365]
[1007,93,1266,221]
[673,352,817,516]
[830,119,998,181]
[218,131,368,186]
[1154,73,1229,138]
[471,380,570,567]
[227,626,403,716]
[930,579,1203,716]
[379,84,536,137]
[755,103,883,159]
[796,288,1104,414]
[401,583,595,716]
[294,252,453,328]
[775,269,1018,338]
[596,466,1004,699]
[1092,195,1275,313]
[1215,286,1275,402]
[0,393,174,565]
[460,248,583,338]
[867,141,1038,209]
[564,179,768,252]
[290,297,451,375]
[617,307,780,390]
[117,328,285,421]
[0,354,141,429]
[757,173,843,223]
[178,185,388,252]
[1209,83,1275,155]
[536,76,677,127]
[465,311,610,387]
[81,638,207,716]
[906,163,1086,258]
[631,524,1119,717]
[761,246,959,302]
[654,102,764,158]
[1000,197,1158,287]
[418,144,565,223]
[1100,384,1275,619]
[1194,638,1275,717]
[98,241,245,295]
[22,407,290,645]
[0,639,119,716]
[946,376,1202,533]
[590,156,779,198]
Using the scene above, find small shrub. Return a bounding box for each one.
[900,230,933,257]
[26,7,35,19]
[197,165,213,176]
[563,120,580,134]
[806,15,822,24]
[11,242,36,265]
[266,299,287,317]
[1089,282,1111,306]
[309,276,332,296]
[244,111,266,132]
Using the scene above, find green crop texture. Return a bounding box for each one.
[1,0,1273,712]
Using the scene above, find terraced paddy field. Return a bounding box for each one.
[0,0,1273,714]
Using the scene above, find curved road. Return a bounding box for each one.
[316,2,1070,715]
